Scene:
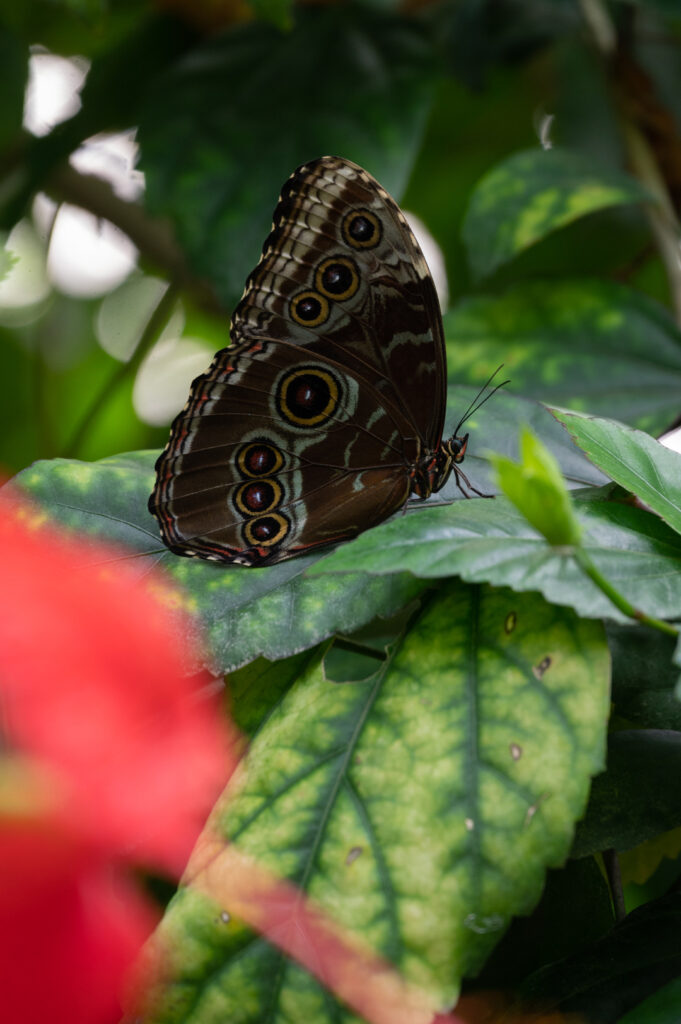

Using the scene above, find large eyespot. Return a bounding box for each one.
[234,479,283,517]
[236,441,284,478]
[275,366,341,429]
[290,290,329,328]
[243,513,290,548]
[342,209,381,250]
[315,256,359,301]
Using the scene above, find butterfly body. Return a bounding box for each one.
[150,156,471,567]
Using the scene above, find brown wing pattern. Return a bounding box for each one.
[231,156,447,449]
[150,156,447,565]
[150,337,416,565]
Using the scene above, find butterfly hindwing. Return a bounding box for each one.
[151,336,415,565]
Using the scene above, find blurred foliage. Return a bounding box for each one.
[2,0,681,1021]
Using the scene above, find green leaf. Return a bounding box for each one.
[491,427,582,546]
[227,649,316,736]
[313,494,681,627]
[572,731,681,857]
[7,451,428,673]
[439,386,608,498]
[620,976,681,1024]
[462,148,652,280]
[139,7,437,307]
[522,893,681,1018]
[245,0,293,30]
[444,280,681,433]
[607,623,681,731]
[552,410,681,537]
[145,583,609,1018]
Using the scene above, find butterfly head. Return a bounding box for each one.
[447,432,468,465]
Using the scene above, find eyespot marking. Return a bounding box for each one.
[276,365,341,428]
[237,441,284,478]
[234,478,283,517]
[315,256,359,301]
[342,209,381,249]
[243,512,290,548]
[290,290,330,327]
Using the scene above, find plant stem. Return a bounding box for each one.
[574,547,679,637]
[61,280,180,459]
[602,848,626,922]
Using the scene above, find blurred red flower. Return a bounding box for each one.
[0,500,235,1024]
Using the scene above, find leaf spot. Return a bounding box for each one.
[220,911,231,923]
[504,611,517,634]
[533,655,552,678]
[525,792,549,826]
[465,817,475,831]
[345,846,363,865]
[464,913,505,935]
[510,742,522,761]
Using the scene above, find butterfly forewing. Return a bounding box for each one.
[231,157,447,449]
[150,156,451,566]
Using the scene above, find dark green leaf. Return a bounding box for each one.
[522,894,681,1022]
[462,148,652,281]
[313,494,681,628]
[478,856,613,987]
[573,731,681,856]
[6,451,427,673]
[607,623,681,731]
[441,386,608,498]
[444,281,681,433]
[245,0,293,30]
[552,410,681,536]
[620,976,681,1024]
[138,7,437,306]
[0,23,27,150]
[227,649,316,736]
[144,583,609,1018]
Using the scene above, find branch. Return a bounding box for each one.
[44,163,222,314]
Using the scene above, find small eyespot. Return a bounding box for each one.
[290,290,330,327]
[234,479,283,517]
[342,209,381,249]
[315,256,359,301]
[236,441,284,478]
[243,513,290,548]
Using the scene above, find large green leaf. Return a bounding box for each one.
[144,583,609,1019]
[313,494,681,627]
[572,731,681,856]
[552,409,681,536]
[461,148,651,281]
[444,280,681,433]
[7,451,427,674]
[7,388,598,670]
[138,7,437,307]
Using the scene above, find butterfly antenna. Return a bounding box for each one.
[454,365,509,436]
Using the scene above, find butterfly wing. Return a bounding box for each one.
[150,337,417,565]
[231,156,447,450]
[150,156,448,565]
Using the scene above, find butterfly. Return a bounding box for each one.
[149,156,490,567]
